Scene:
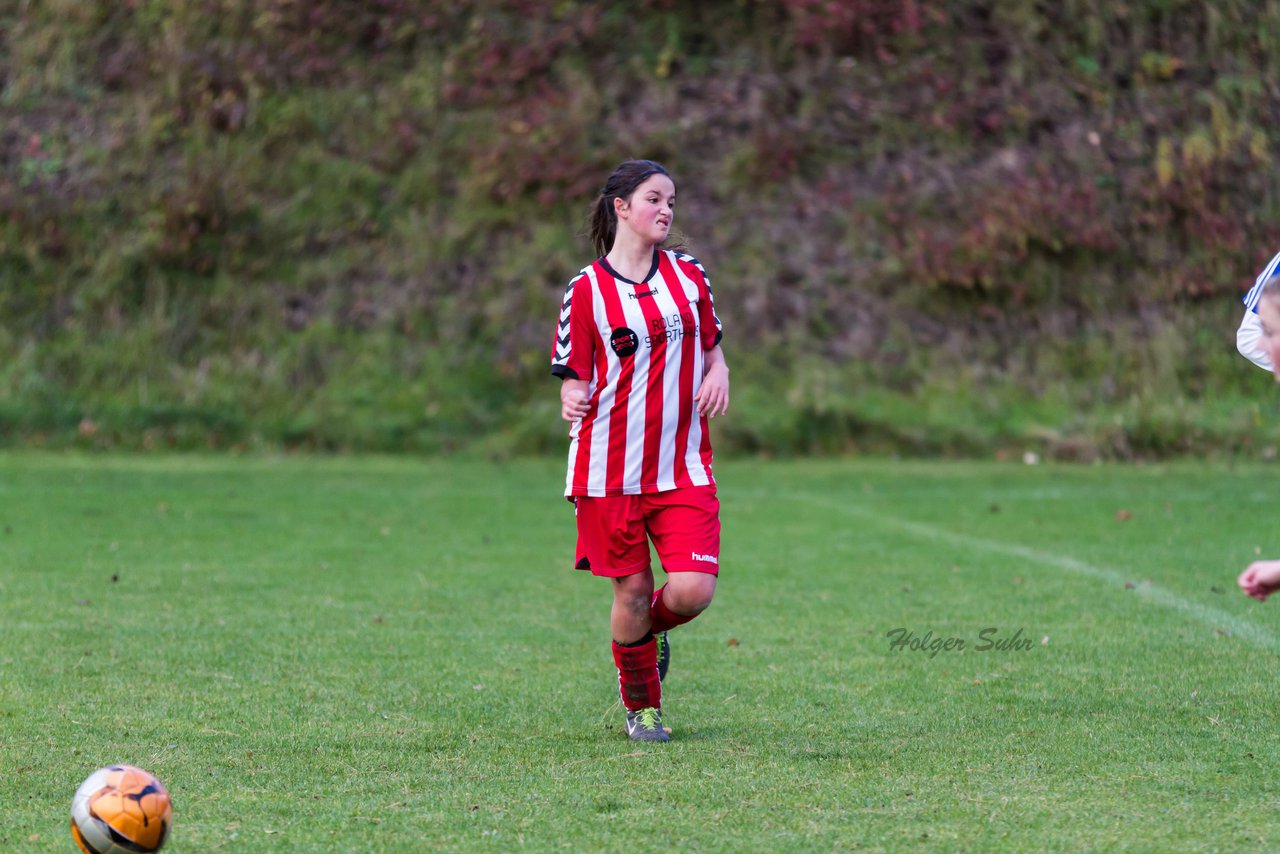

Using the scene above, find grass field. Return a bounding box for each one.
[3,452,1280,852]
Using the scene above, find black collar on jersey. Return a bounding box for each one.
[599,249,660,285]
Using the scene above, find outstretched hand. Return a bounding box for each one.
[1239,560,1280,601]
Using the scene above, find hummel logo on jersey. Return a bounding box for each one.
[629,287,660,300]
[691,552,719,564]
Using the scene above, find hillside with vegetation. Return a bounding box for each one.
[3,1,1279,458]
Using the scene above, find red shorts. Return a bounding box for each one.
[573,485,720,578]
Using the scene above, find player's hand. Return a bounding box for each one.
[696,363,729,419]
[561,382,590,422]
[1239,560,1280,601]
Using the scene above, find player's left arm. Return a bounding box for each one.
[696,345,729,418]
[688,255,727,418]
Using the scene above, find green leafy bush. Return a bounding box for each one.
[3,1,1279,458]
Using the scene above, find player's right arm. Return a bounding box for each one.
[561,378,590,422]
[1237,309,1274,371]
[551,270,596,421]
[1239,251,1280,370]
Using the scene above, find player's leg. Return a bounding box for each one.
[573,494,667,741]
[611,566,655,643]
[655,572,717,625]
[645,485,721,683]
[610,567,668,741]
[649,484,720,628]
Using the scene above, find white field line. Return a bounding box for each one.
[785,494,1280,653]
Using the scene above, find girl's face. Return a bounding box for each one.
[615,174,675,246]
[1259,294,1280,382]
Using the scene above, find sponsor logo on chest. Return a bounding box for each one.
[610,326,639,357]
[609,282,697,356]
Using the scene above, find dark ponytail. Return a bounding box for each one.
[589,159,673,258]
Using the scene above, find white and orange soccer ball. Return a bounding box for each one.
[70,765,173,854]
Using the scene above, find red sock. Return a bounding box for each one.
[612,636,661,711]
[650,585,697,634]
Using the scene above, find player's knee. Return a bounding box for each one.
[684,587,715,614]
[613,579,653,620]
[627,593,652,622]
[668,577,716,614]
[683,597,712,616]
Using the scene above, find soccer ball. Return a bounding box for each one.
[70,765,172,854]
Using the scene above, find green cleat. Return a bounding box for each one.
[656,631,671,682]
[625,706,670,742]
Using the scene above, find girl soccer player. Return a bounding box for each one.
[551,159,730,742]
[1236,250,1280,371]
[1238,272,1280,600]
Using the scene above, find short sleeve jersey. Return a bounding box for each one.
[551,249,723,497]
[1243,250,1280,313]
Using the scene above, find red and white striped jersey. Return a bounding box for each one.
[551,249,723,497]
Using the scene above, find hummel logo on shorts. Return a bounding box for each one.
[691,552,718,565]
